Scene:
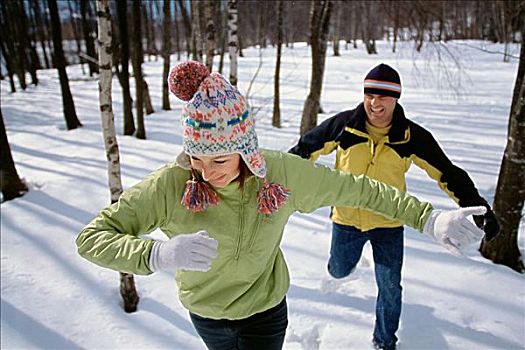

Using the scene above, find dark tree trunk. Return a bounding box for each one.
[13,0,30,88]
[80,0,99,76]
[48,0,82,130]
[176,0,192,58]
[217,1,226,74]
[68,0,85,72]
[174,0,181,60]
[190,0,203,62]
[1,1,27,90]
[31,0,51,69]
[331,0,340,56]
[0,26,17,93]
[204,0,215,71]
[480,29,525,273]
[146,1,158,59]
[0,109,28,202]
[116,0,135,135]
[361,1,377,54]
[142,78,154,115]
[43,0,55,67]
[300,0,332,135]
[21,0,40,85]
[257,1,267,49]
[272,0,283,129]
[132,0,146,139]
[162,0,171,111]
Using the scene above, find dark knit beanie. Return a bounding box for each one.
[364,64,401,99]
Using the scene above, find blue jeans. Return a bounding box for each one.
[189,298,288,350]
[328,223,404,350]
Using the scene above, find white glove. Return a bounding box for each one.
[423,206,486,256]
[149,230,218,272]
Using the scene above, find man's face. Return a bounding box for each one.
[363,94,397,128]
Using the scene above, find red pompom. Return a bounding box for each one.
[257,180,291,215]
[168,61,210,101]
[181,179,219,212]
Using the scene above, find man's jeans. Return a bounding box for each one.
[328,223,404,349]
[189,298,288,350]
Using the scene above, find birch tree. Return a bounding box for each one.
[228,0,238,86]
[96,0,140,312]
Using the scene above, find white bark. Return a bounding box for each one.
[96,0,123,204]
[227,0,238,86]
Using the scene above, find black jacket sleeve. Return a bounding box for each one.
[288,110,352,159]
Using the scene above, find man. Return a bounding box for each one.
[289,63,499,350]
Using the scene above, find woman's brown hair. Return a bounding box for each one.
[236,158,252,190]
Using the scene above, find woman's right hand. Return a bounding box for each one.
[149,230,218,272]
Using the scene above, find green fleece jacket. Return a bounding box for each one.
[76,149,432,320]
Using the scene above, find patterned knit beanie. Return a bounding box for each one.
[168,61,290,214]
[363,63,401,99]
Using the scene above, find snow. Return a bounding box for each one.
[2,40,524,350]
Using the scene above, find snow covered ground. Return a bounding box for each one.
[1,40,524,350]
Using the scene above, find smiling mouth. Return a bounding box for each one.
[371,107,384,113]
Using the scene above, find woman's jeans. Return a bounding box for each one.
[328,223,404,349]
[189,298,288,350]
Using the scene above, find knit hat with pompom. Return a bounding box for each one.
[168,61,290,215]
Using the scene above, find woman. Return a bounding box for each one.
[76,61,485,350]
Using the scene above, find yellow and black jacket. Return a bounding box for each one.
[289,102,488,231]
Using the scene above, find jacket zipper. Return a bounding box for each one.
[234,188,245,260]
[247,215,263,251]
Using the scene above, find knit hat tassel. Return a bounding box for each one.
[257,180,291,215]
[181,176,219,212]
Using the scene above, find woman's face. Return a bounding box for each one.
[190,153,241,188]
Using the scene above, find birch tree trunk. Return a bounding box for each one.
[96,0,140,312]
[204,0,215,71]
[48,0,82,130]
[272,0,283,128]
[480,28,525,272]
[1,109,28,202]
[227,0,238,86]
[162,0,171,111]
[300,0,332,135]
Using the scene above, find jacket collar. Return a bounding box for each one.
[347,102,409,143]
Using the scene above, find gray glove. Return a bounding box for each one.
[149,230,218,272]
[423,206,486,256]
